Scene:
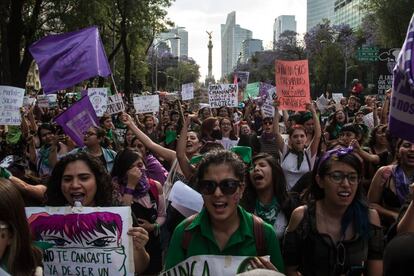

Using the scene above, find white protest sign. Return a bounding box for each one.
[332,93,343,104]
[133,95,160,114]
[23,96,36,107]
[169,181,203,217]
[0,86,25,125]
[262,87,277,118]
[161,255,271,276]
[0,155,13,168]
[37,95,50,108]
[181,83,194,101]
[47,94,58,108]
[363,112,375,129]
[106,94,125,115]
[316,94,329,112]
[88,88,108,117]
[26,206,134,276]
[208,83,238,108]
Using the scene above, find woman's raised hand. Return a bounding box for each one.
[126,166,142,188]
[120,112,134,127]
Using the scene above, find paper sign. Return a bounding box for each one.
[315,94,329,112]
[332,93,343,104]
[161,255,270,276]
[54,96,98,146]
[23,96,36,107]
[0,155,13,168]
[363,112,375,129]
[133,95,160,114]
[106,94,125,115]
[168,181,203,217]
[0,86,25,125]
[88,88,108,117]
[275,60,310,111]
[37,94,57,108]
[208,83,238,108]
[244,82,260,100]
[262,87,277,118]
[26,206,134,276]
[181,83,194,101]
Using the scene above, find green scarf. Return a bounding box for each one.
[39,145,51,167]
[255,197,280,226]
[5,126,22,144]
[165,130,177,145]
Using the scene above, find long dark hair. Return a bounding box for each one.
[310,149,369,238]
[46,152,113,206]
[111,148,143,180]
[243,153,295,219]
[0,178,42,275]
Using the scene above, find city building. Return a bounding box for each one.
[240,39,263,63]
[307,0,335,31]
[156,26,188,57]
[273,15,297,48]
[334,0,366,29]
[221,11,252,77]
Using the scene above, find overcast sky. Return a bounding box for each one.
[167,0,307,81]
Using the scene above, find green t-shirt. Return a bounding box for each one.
[165,206,284,272]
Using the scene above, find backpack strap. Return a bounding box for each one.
[181,214,198,253]
[252,215,266,256]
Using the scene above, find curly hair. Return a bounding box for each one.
[46,152,113,206]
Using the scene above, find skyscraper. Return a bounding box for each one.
[273,15,297,48]
[334,0,366,29]
[221,11,252,77]
[157,26,188,57]
[240,39,263,63]
[307,0,335,31]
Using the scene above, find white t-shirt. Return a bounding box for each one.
[217,137,239,150]
[280,143,316,191]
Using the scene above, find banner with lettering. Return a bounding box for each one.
[37,94,58,108]
[161,255,270,276]
[275,60,310,111]
[181,83,194,101]
[208,83,238,108]
[262,87,277,118]
[54,96,98,146]
[106,94,125,115]
[26,206,134,276]
[390,13,414,142]
[133,95,160,114]
[88,88,108,117]
[0,86,25,126]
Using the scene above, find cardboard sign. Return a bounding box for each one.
[208,84,238,108]
[0,86,25,125]
[88,88,108,117]
[106,94,125,115]
[262,87,277,118]
[26,206,134,276]
[244,82,260,100]
[133,95,160,114]
[275,60,310,111]
[161,255,270,276]
[181,83,194,101]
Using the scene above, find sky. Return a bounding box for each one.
[166,0,307,81]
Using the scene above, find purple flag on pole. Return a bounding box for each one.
[29,26,111,94]
[54,96,98,146]
[390,14,414,143]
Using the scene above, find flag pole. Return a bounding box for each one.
[110,74,119,94]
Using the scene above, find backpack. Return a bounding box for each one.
[181,214,266,256]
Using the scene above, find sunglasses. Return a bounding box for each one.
[198,179,241,195]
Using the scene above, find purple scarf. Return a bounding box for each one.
[393,165,412,205]
[116,169,150,199]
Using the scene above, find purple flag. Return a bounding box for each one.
[29,26,111,94]
[390,14,414,143]
[54,96,98,146]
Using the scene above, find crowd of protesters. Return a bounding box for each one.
[1,82,414,276]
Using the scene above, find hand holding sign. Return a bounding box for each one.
[127,227,149,250]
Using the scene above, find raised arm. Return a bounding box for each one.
[308,103,321,157]
[273,103,285,151]
[120,113,176,165]
[176,116,197,180]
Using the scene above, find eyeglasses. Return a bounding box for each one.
[325,171,359,185]
[83,131,97,137]
[198,179,241,195]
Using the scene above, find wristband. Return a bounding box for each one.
[123,186,135,195]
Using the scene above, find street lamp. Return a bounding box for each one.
[152,36,181,92]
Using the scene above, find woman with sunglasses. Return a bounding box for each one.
[283,147,383,276]
[165,150,284,272]
[274,102,321,190]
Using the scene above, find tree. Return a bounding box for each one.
[274,30,306,60]
[362,0,414,47]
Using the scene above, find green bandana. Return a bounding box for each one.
[190,155,203,165]
[230,146,252,164]
[5,126,22,144]
[0,167,12,179]
[165,130,177,145]
[255,197,280,226]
